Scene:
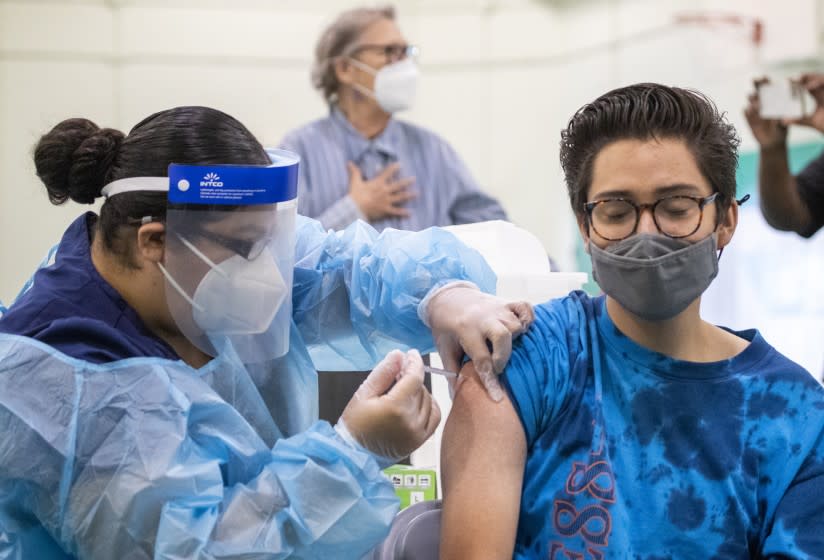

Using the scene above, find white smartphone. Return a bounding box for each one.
[758,79,809,120]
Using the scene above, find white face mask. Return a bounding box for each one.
[348,57,418,113]
[160,234,287,335]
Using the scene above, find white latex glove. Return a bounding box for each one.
[336,349,441,465]
[426,284,534,402]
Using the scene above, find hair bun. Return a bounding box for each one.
[34,118,125,205]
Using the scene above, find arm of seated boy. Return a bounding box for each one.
[440,361,527,560]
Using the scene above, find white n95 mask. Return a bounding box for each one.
[193,252,286,335]
[349,57,418,113]
[161,235,287,336]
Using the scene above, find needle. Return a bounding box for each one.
[423,365,459,379]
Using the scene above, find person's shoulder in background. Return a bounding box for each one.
[794,149,824,238]
[279,114,338,153]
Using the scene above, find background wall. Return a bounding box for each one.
[2,0,824,371]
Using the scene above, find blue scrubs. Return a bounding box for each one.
[0,212,496,559]
[0,213,178,362]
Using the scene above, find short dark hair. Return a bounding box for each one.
[560,83,740,218]
[33,106,269,265]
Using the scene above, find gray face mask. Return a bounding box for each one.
[588,232,719,321]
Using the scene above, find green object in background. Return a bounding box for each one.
[573,141,824,296]
[735,141,824,198]
[383,465,437,509]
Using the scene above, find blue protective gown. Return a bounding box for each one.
[0,212,495,559]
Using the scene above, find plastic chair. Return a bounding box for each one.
[370,499,443,560]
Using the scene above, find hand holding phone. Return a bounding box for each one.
[758,78,809,120]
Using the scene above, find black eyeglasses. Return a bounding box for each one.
[583,193,721,241]
[127,217,272,260]
[350,43,418,63]
[193,229,271,260]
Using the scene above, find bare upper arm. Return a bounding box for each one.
[440,362,527,560]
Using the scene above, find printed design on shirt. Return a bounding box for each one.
[565,459,616,503]
[549,427,615,559]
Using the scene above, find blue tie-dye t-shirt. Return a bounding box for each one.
[501,292,824,559]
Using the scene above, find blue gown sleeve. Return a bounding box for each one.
[0,334,398,560]
[291,214,497,371]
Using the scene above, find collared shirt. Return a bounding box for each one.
[279,107,507,231]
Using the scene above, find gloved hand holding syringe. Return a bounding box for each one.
[335,354,461,467]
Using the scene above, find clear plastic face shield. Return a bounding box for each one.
[103,149,300,363]
[163,150,299,363]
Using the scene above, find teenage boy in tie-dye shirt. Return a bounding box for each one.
[441,83,824,559]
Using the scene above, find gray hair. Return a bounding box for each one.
[311,5,396,103]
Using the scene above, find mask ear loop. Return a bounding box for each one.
[175,233,228,277]
[129,216,203,311]
[346,56,378,76]
[157,260,204,313]
[156,233,228,314]
[344,57,381,100]
[716,194,751,261]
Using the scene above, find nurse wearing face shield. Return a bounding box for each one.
[153,157,300,365]
[0,106,533,559]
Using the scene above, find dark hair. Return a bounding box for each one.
[33,106,269,263]
[560,83,740,218]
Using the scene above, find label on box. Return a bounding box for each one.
[382,465,438,509]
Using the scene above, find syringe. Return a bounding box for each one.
[423,365,459,379]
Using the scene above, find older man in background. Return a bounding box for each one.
[280,5,507,232]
